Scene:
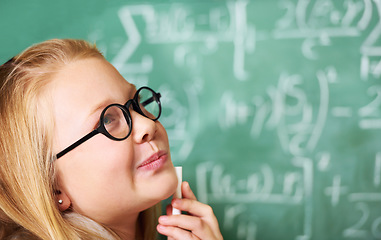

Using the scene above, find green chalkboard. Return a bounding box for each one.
[1,1,381,239]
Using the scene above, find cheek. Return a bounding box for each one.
[55,139,135,205]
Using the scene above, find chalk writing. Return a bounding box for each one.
[85,0,381,239]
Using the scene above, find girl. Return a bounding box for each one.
[0,39,223,240]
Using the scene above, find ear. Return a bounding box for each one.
[55,190,71,212]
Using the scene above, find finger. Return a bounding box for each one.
[157,224,200,240]
[175,182,223,239]
[172,198,214,218]
[171,198,222,237]
[182,181,197,200]
[166,203,173,216]
[159,215,213,239]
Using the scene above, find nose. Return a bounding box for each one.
[130,110,157,143]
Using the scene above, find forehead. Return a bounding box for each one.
[51,57,133,101]
[49,57,133,126]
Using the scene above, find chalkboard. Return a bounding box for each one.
[1,1,381,239]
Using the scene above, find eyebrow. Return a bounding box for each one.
[89,83,137,117]
[89,100,112,118]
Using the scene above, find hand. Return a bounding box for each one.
[157,181,223,240]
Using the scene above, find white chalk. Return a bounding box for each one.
[172,166,182,215]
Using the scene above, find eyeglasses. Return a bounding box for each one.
[56,86,162,159]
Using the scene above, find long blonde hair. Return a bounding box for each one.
[0,39,160,239]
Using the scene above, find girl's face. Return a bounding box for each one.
[50,57,177,231]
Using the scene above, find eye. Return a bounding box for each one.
[104,114,114,125]
[102,106,128,138]
[103,112,118,126]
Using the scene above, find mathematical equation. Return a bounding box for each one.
[89,0,381,154]
[89,0,381,78]
[86,1,381,239]
[196,154,381,240]
[219,66,381,155]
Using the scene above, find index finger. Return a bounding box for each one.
[172,198,214,218]
[181,181,197,201]
[170,198,222,239]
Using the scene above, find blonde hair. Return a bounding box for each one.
[0,39,160,239]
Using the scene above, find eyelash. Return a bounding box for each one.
[91,88,137,130]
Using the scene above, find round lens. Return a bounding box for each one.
[138,88,161,120]
[103,105,130,139]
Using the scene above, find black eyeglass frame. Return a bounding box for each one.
[56,86,161,159]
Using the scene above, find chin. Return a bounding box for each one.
[145,165,178,204]
[164,171,179,199]
[160,165,178,199]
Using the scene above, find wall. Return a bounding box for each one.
[1,1,381,239]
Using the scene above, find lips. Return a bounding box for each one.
[137,150,168,170]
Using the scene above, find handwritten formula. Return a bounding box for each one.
[88,0,381,239]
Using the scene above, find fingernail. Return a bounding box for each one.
[185,181,192,191]
[157,224,166,231]
[172,198,181,206]
[159,216,168,223]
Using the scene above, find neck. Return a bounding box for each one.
[110,212,140,240]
